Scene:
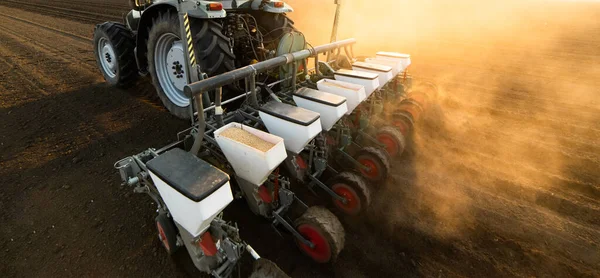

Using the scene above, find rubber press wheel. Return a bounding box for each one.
[375,126,407,157]
[155,213,179,255]
[355,146,391,184]
[147,11,235,119]
[93,22,138,87]
[294,206,345,263]
[391,110,415,137]
[397,98,424,122]
[249,258,290,278]
[327,172,371,216]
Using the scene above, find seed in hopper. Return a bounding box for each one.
[220,127,275,152]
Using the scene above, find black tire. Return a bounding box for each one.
[155,213,179,255]
[252,12,299,86]
[252,12,296,42]
[147,11,235,119]
[375,126,407,158]
[355,146,391,184]
[327,172,371,216]
[192,20,236,76]
[294,206,345,263]
[249,258,290,278]
[93,22,138,87]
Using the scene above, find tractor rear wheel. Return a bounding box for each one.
[147,12,235,119]
[93,22,138,87]
[294,206,345,263]
[328,172,371,216]
[252,12,296,43]
[249,258,289,278]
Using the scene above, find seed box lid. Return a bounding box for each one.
[376,51,411,58]
[293,87,347,107]
[334,69,378,80]
[352,61,393,73]
[147,148,229,202]
[259,101,320,126]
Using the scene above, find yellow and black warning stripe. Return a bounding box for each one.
[183,13,196,66]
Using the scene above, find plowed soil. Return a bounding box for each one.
[1,1,599,277]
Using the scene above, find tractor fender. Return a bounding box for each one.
[133,2,226,72]
[134,3,176,73]
[238,0,293,13]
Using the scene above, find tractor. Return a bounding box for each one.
[94,0,299,119]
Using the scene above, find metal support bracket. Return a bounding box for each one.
[337,148,369,171]
[307,173,347,203]
[359,130,385,148]
[272,209,314,248]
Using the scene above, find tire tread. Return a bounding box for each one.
[356,146,391,183]
[146,12,235,119]
[328,172,372,215]
[377,126,407,157]
[294,206,345,263]
[93,21,138,87]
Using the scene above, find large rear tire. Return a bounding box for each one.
[294,206,345,263]
[147,12,235,119]
[252,12,296,42]
[93,22,138,87]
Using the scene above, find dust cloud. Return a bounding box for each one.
[287,0,600,247]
